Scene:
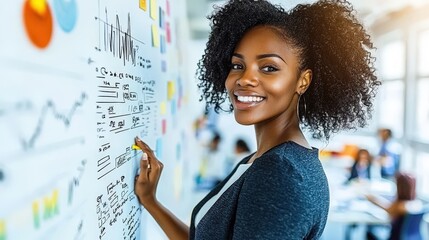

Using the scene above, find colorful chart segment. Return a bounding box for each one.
[23,0,53,48]
[32,189,60,229]
[0,220,5,240]
[53,0,77,32]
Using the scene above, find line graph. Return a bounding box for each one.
[95,6,144,66]
[20,93,87,150]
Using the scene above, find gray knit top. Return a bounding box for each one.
[190,141,329,240]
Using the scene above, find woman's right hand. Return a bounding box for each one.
[134,137,164,207]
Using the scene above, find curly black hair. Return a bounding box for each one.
[197,0,381,140]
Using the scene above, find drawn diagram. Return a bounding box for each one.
[95,7,145,66]
[21,93,87,150]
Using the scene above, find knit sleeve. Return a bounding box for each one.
[232,154,318,239]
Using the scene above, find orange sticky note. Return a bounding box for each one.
[152,24,160,47]
[167,81,175,100]
[150,0,157,20]
[139,0,147,11]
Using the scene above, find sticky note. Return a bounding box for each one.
[150,0,157,20]
[166,22,171,43]
[171,99,177,115]
[156,138,163,158]
[160,101,167,115]
[30,0,47,15]
[161,60,167,72]
[160,35,166,54]
[159,7,164,29]
[162,119,167,135]
[166,0,170,16]
[167,81,175,100]
[151,24,160,47]
[139,0,147,11]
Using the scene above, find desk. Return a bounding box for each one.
[328,179,394,225]
[323,180,394,239]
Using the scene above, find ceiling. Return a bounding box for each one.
[185,0,429,39]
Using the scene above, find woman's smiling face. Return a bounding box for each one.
[225,25,304,126]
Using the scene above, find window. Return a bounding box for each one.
[377,39,405,137]
[417,30,429,76]
[380,41,405,79]
[415,151,429,197]
[377,81,405,137]
[415,79,429,141]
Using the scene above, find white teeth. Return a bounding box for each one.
[237,96,264,103]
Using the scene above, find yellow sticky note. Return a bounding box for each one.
[152,24,160,47]
[160,101,167,115]
[29,0,47,15]
[167,81,175,100]
[150,0,157,20]
[139,0,147,11]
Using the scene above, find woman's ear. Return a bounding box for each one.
[296,69,312,95]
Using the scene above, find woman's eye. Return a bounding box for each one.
[231,63,243,70]
[261,66,278,72]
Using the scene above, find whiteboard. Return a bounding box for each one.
[0,0,194,239]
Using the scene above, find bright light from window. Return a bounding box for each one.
[415,79,429,141]
[378,80,404,137]
[380,41,405,79]
[416,151,429,197]
[418,30,429,76]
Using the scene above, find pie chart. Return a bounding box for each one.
[23,0,53,49]
[53,0,77,33]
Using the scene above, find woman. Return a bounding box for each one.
[134,0,380,239]
[348,149,373,182]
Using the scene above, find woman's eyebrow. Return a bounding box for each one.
[232,53,244,59]
[257,54,286,63]
[232,53,286,64]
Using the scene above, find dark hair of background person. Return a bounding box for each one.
[396,172,416,201]
[235,139,250,153]
[354,149,372,162]
[196,0,381,140]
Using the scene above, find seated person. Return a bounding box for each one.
[348,149,372,182]
[366,172,422,240]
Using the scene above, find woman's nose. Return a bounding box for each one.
[236,68,259,87]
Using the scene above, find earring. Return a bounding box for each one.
[297,92,307,120]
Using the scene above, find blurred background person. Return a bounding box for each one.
[377,128,401,179]
[226,138,252,173]
[366,172,423,240]
[348,149,373,183]
[195,131,227,190]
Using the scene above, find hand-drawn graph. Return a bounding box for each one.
[20,93,87,150]
[0,92,88,158]
[94,6,145,66]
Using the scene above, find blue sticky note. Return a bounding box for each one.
[156,138,163,159]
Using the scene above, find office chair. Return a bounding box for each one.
[389,211,425,240]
